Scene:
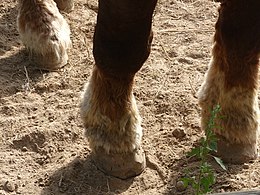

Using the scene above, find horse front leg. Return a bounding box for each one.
[81,0,157,179]
[199,0,260,163]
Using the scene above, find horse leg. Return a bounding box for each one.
[81,0,157,179]
[199,0,260,163]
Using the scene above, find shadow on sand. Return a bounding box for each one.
[40,153,134,195]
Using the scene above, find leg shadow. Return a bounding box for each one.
[0,5,20,56]
[40,153,134,195]
[0,49,49,98]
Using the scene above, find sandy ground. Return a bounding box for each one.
[0,0,259,194]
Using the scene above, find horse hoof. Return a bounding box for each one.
[217,136,258,164]
[92,147,146,179]
[54,0,74,13]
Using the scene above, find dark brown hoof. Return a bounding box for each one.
[92,147,146,179]
[217,136,258,164]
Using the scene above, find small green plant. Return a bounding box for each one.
[181,105,226,195]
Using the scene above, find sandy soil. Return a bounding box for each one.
[0,0,259,194]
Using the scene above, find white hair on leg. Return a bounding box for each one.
[80,69,142,154]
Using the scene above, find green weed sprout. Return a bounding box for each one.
[181,105,226,195]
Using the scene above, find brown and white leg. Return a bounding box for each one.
[81,0,157,179]
[199,54,259,163]
[199,0,260,163]
[81,68,144,179]
[17,0,71,70]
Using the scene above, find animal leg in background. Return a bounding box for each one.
[17,0,71,70]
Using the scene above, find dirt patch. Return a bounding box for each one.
[0,0,259,194]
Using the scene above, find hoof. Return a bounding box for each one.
[30,52,69,71]
[217,136,258,164]
[38,62,67,71]
[54,0,74,13]
[92,147,146,179]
